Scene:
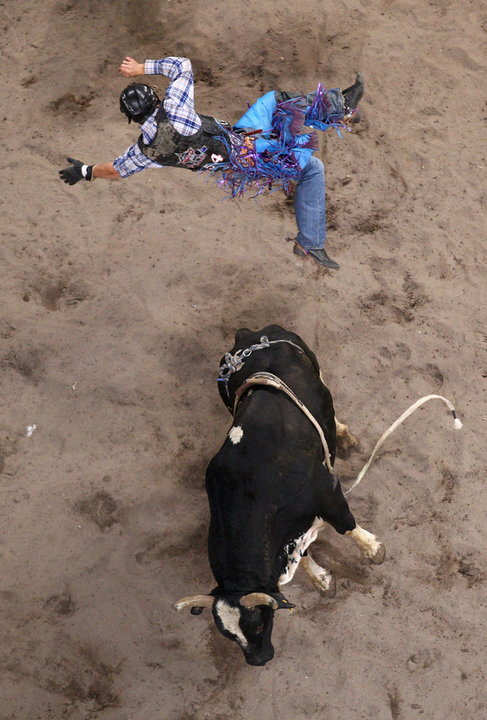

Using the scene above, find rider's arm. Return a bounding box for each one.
[119,55,201,135]
[92,162,120,179]
[144,56,201,135]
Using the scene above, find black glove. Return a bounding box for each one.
[59,157,94,185]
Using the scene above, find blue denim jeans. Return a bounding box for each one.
[293,155,326,250]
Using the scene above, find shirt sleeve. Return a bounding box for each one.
[143,56,201,136]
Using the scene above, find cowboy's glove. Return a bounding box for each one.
[59,157,94,185]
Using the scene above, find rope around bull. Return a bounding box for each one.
[236,373,462,495]
[219,336,463,495]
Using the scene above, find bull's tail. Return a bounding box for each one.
[344,394,462,496]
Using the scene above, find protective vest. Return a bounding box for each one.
[137,104,230,171]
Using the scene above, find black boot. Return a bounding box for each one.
[342,73,364,122]
[293,244,340,270]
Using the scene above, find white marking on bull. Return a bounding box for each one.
[228,426,244,444]
[346,525,386,563]
[301,552,335,594]
[215,599,248,647]
[279,517,326,585]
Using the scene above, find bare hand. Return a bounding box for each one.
[119,56,144,78]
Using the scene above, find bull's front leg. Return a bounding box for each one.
[346,525,386,564]
[300,552,336,598]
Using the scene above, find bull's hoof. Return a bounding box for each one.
[343,430,359,447]
[313,573,336,598]
[320,576,337,599]
[369,542,386,565]
[336,436,360,459]
[335,425,360,459]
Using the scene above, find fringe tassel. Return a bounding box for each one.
[204,130,302,199]
[305,83,353,134]
[204,84,352,198]
[271,98,306,142]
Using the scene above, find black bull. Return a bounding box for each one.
[174,325,385,665]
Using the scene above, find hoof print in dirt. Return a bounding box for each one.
[48,91,97,115]
[74,491,119,531]
[44,591,76,617]
[2,347,43,382]
[27,278,89,311]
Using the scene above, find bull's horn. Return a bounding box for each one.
[239,593,279,609]
[173,595,214,612]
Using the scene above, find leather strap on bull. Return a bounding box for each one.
[233,371,335,474]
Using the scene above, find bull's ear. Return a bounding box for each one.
[173,595,214,612]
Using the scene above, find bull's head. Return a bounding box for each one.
[173,592,295,666]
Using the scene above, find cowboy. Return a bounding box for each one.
[59,55,363,269]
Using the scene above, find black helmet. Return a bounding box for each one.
[120,83,160,124]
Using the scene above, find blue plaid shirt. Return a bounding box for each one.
[113,57,202,177]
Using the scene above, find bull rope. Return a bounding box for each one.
[233,371,335,474]
[343,394,462,495]
[233,371,462,494]
[220,337,463,495]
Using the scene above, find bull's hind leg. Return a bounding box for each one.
[301,552,336,598]
[346,525,386,564]
[335,417,359,452]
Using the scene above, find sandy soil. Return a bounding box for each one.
[1,1,486,718]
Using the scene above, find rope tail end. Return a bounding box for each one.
[346,393,463,496]
[452,411,463,430]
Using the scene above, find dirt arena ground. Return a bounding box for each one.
[1,1,486,718]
